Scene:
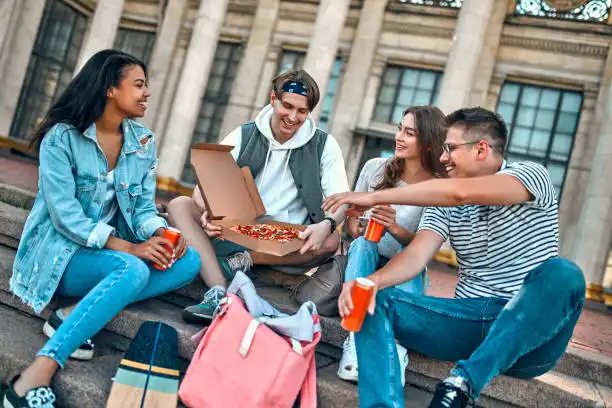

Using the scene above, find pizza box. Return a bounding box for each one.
[190,143,306,256]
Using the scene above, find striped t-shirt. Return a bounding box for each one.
[418,161,559,299]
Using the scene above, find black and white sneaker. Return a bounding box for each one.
[42,309,94,361]
[428,376,474,408]
[2,376,56,408]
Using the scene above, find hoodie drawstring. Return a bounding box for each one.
[277,149,292,202]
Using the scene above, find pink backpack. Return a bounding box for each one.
[179,274,321,408]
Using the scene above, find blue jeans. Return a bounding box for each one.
[355,257,586,407]
[38,247,201,367]
[345,236,427,294]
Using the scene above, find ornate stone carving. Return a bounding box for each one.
[516,0,611,23]
[500,35,609,58]
[382,20,455,38]
[544,0,589,11]
[393,0,462,8]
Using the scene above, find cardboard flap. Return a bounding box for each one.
[191,143,258,221]
[241,167,265,217]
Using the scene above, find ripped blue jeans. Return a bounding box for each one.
[355,257,586,407]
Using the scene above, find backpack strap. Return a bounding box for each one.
[299,357,318,408]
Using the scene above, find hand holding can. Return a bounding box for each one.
[153,227,181,270]
[341,278,375,332]
[364,204,390,242]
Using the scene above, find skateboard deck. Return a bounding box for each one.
[106,321,179,408]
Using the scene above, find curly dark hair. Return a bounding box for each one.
[374,105,447,191]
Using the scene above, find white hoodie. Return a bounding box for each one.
[221,105,349,225]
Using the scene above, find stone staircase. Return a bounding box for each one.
[0,183,610,408]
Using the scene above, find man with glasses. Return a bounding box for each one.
[323,107,585,408]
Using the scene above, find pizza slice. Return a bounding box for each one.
[230,224,300,243]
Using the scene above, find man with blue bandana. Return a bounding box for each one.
[169,69,350,323]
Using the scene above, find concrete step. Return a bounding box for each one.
[1,182,611,408]
[7,284,611,408]
[1,302,426,408]
[0,304,121,408]
[0,201,27,248]
[0,183,35,211]
[2,240,612,407]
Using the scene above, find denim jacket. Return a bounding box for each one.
[10,119,167,313]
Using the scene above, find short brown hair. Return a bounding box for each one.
[445,107,508,156]
[374,105,447,190]
[272,69,320,111]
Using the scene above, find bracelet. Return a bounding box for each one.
[324,216,337,234]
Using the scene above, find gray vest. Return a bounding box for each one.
[236,121,327,224]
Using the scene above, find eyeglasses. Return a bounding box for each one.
[442,141,498,155]
[442,141,479,155]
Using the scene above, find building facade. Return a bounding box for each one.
[0,0,611,302]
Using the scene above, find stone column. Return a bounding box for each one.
[571,40,612,297]
[141,0,188,136]
[153,42,187,151]
[468,0,509,108]
[330,0,388,158]
[219,0,280,138]
[0,0,19,79]
[344,55,386,184]
[0,0,45,136]
[75,0,125,72]
[157,0,229,182]
[249,44,281,121]
[302,0,351,122]
[437,0,495,114]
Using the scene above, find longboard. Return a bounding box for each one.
[106,321,179,408]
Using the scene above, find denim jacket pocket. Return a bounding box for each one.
[128,184,142,211]
[75,177,97,213]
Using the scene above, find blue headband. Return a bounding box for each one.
[281,81,308,97]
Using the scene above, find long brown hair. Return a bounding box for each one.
[374,105,446,191]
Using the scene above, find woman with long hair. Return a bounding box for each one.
[337,105,446,385]
[3,49,200,407]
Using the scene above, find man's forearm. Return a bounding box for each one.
[370,179,463,208]
[369,250,426,290]
[368,174,532,208]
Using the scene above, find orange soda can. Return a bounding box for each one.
[364,205,389,243]
[341,277,376,332]
[364,219,384,243]
[153,227,181,270]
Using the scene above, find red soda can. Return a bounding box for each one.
[364,219,384,243]
[364,205,389,243]
[153,227,181,270]
[341,277,375,332]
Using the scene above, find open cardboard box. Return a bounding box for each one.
[191,143,305,256]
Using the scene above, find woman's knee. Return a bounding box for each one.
[114,253,150,291]
[348,235,377,256]
[167,195,198,225]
